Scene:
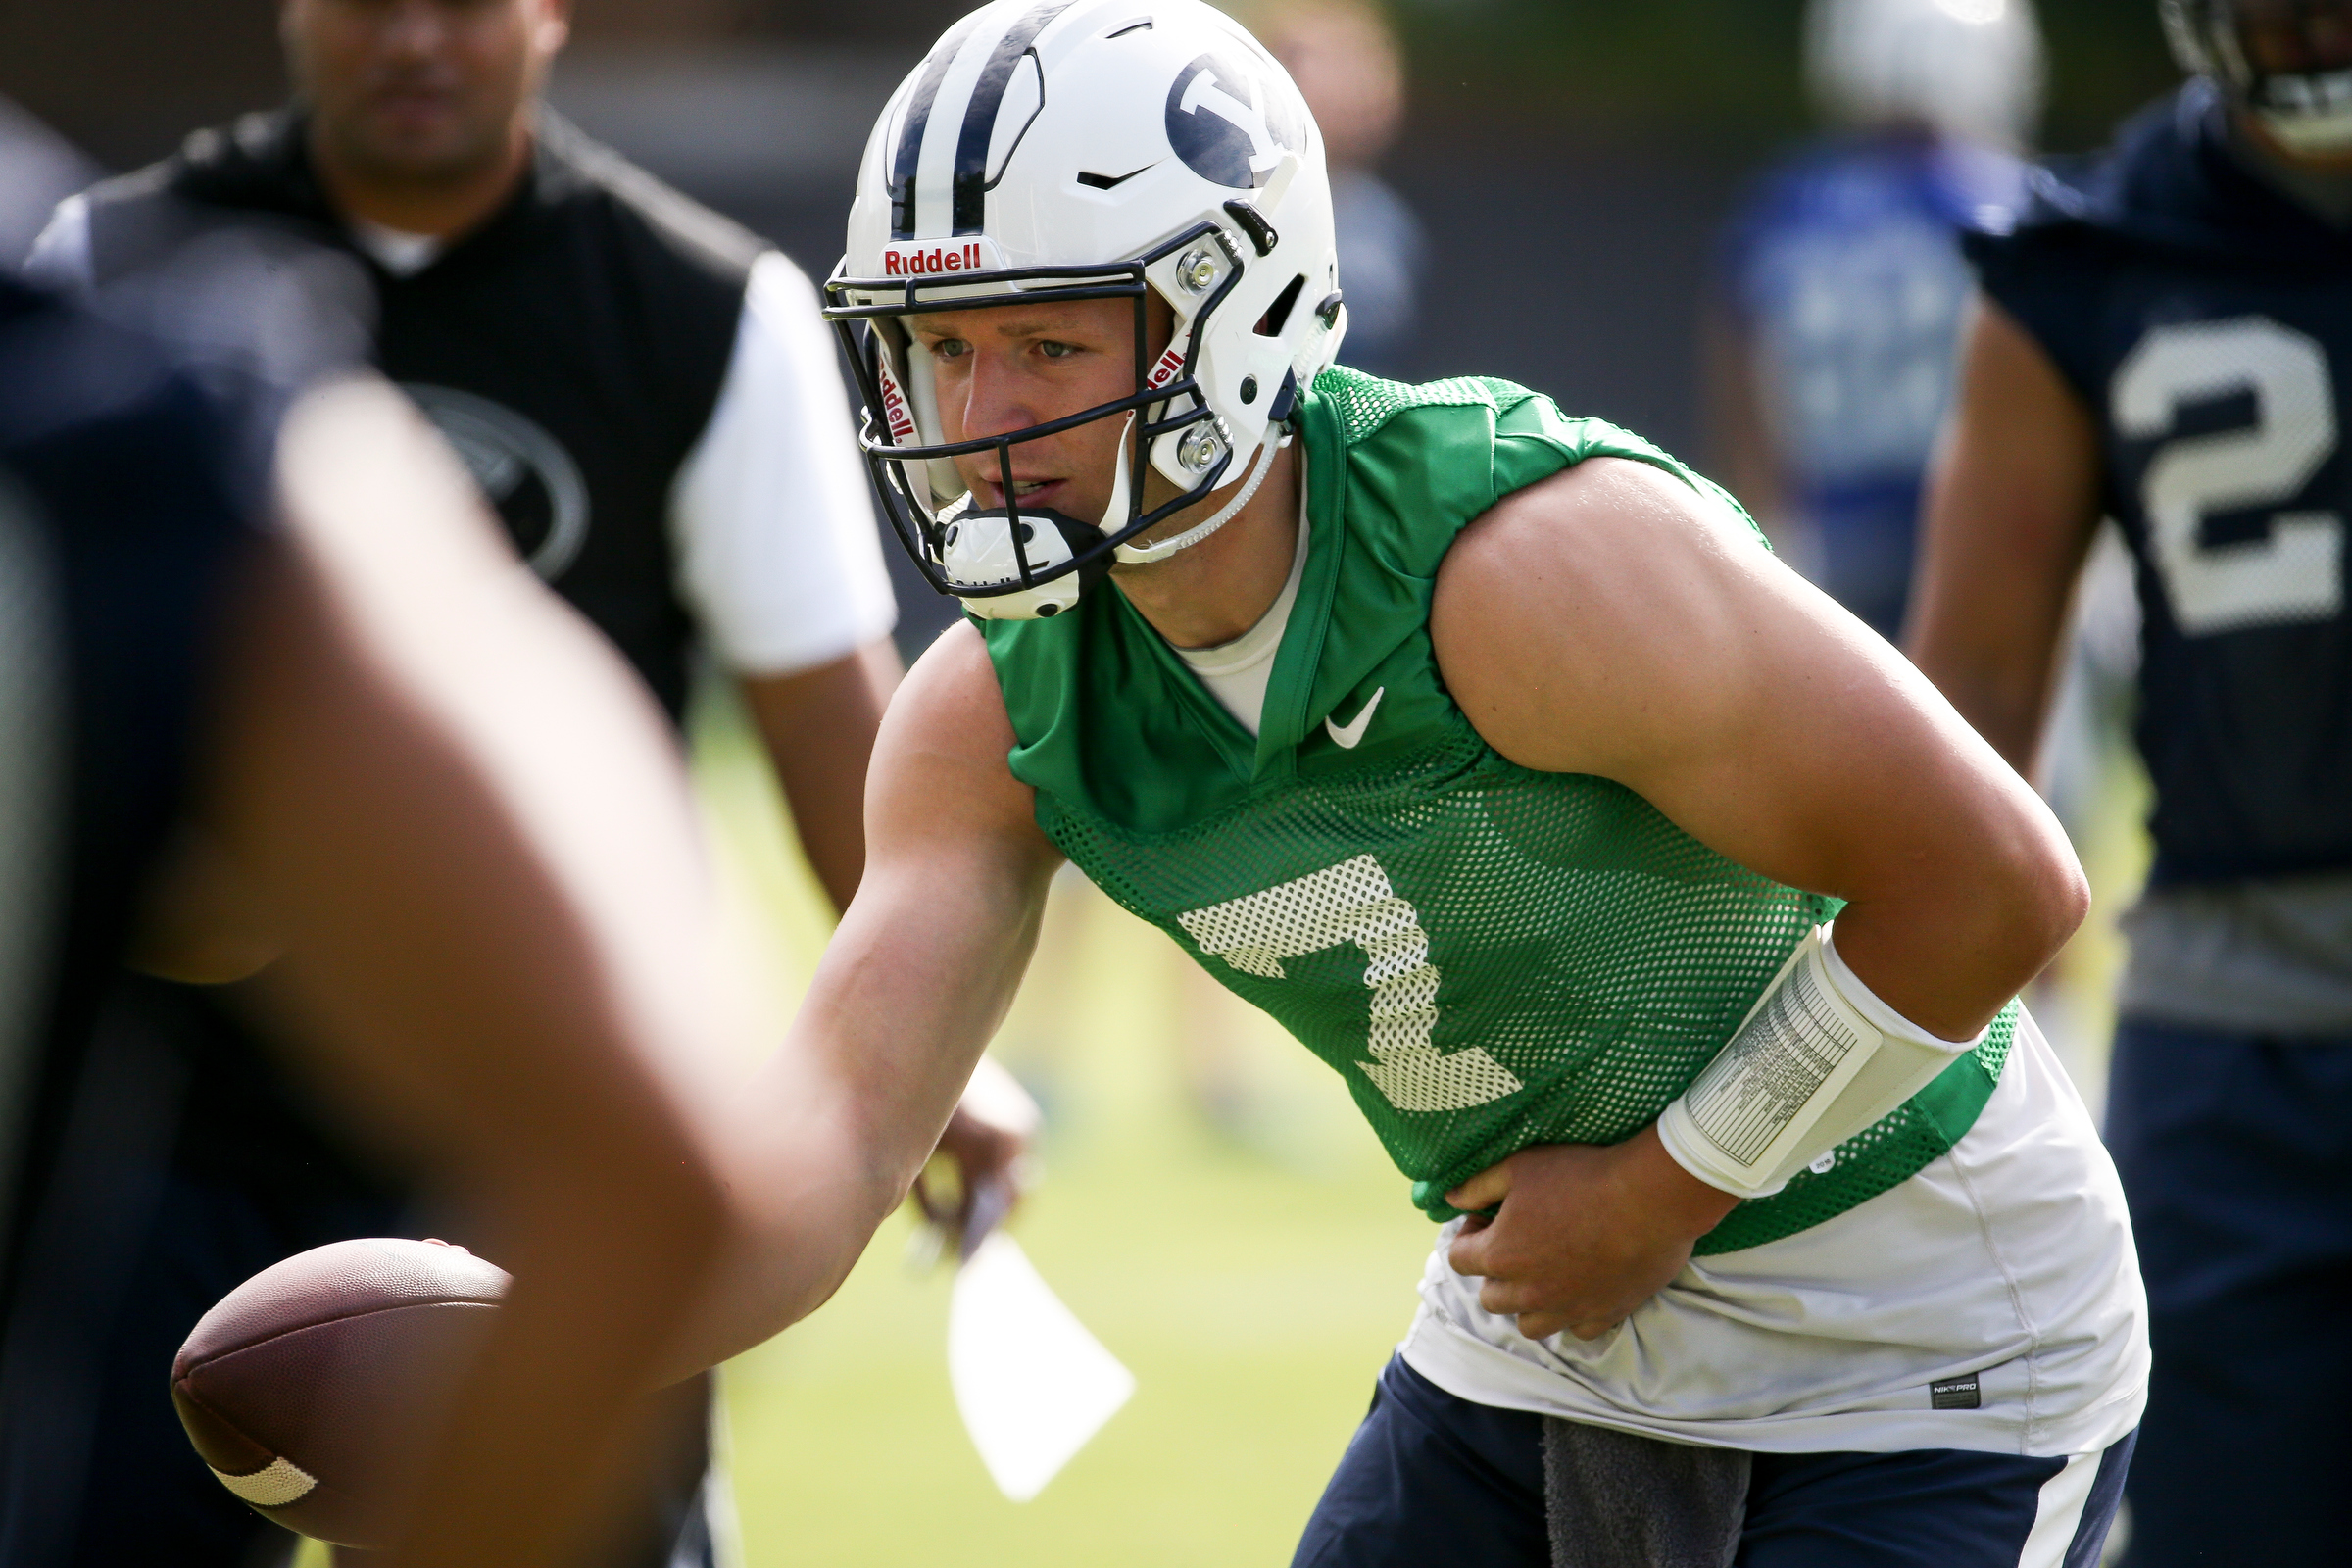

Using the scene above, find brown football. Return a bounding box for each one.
[171,1237,509,1548]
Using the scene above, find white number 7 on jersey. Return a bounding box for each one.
[1178,856,1523,1113]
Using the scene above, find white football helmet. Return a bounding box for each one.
[1806,0,2045,150]
[823,0,1346,618]
[2164,0,2352,155]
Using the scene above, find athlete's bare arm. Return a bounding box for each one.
[1905,295,2107,775]
[1432,445,2086,1341]
[693,622,1063,1352]
[1438,454,2083,1033]
[741,640,1036,1239]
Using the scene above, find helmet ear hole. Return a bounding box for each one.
[1255,274,1307,337]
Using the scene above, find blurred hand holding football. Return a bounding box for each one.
[172,1237,509,1548]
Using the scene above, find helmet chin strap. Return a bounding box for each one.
[1111,425,1288,566]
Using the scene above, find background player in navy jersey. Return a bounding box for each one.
[0,259,776,1568]
[1709,0,2041,641]
[15,2,1034,1563]
[1910,3,2352,1560]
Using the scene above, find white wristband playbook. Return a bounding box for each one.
[1656,925,1980,1200]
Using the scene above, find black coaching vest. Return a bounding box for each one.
[41,111,764,1250]
[1967,83,2352,887]
[79,109,761,718]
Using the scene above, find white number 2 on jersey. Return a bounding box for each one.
[2111,316,2344,636]
[1178,856,1522,1114]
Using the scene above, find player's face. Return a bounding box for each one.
[909,296,1177,524]
[2233,0,2352,75]
[283,0,568,182]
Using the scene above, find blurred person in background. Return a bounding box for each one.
[18,2,1034,1562]
[1909,3,2352,1561]
[0,242,763,1568]
[31,0,903,904]
[1258,0,1425,379]
[1707,0,2042,640]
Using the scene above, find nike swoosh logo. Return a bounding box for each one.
[1076,164,1156,190]
[1324,687,1385,750]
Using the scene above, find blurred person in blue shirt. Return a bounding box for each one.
[1261,0,1427,380]
[1709,0,2043,639]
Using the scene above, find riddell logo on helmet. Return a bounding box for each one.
[880,237,1008,276]
[876,356,919,444]
[883,243,979,276]
[1147,344,1186,389]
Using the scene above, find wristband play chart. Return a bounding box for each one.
[1657,925,1979,1200]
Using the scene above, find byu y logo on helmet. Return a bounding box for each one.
[1168,53,1303,189]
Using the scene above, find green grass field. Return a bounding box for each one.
[718,1054,1432,1565]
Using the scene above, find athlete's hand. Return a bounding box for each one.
[1444,1126,1740,1342]
[914,1055,1043,1259]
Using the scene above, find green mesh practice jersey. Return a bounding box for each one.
[980,370,2015,1254]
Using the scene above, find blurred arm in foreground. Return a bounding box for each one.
[195,378,757,1568]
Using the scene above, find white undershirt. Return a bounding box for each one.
[345,218,445,278]
[1170,499,1310,737]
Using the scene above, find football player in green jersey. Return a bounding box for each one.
[724,2,2147,1560]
